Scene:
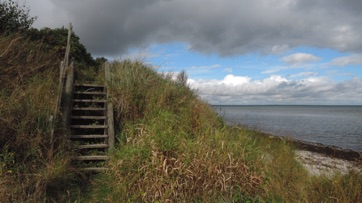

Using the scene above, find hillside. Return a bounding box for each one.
[1,32,362,202]
[0,31,63,201]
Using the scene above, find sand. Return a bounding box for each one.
[295,150,362,176]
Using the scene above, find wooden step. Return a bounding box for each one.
[70,125,108,129]
[74,91,106,95]
[73,99,107,103]
[74,84,104,88]
[78,144,108,149]
[81,167,108,172]
[72,107,106,111]
[70,134,108,139]
[71,116,107,120]
[73,155,109,161]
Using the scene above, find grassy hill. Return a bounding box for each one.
[1,31,362,202]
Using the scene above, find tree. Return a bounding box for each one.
[26,27,97,67]
[0,0,36,33]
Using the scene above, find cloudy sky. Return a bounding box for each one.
[25,0,362,105]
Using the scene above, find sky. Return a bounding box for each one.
[24,0,362,105]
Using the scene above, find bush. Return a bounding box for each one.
[0,0,36,33]
[26,27,96,67]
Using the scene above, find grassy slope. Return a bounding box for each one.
[0,33,83,202]
[1,33,361,202]
[85,61,362,202]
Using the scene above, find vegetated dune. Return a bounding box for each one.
[0,32,62,201]
[1,32,361,202]
[85,61,362,202]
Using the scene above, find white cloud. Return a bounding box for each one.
[281,53,321,65]
[329,54,362,67]
[189,74,362,105]
[289,72,318,78]
[223,67,233,73]
[262,69,281,74]
[271,44,290,54]
[183,64,222,76]
[189,64,221,70]
[222,75,251,86]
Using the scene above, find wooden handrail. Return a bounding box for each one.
[63,61,74,127]
[50,23,73,157]
[105,62,115,150]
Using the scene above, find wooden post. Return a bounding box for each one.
[55,61,65,114]
[49,23,73,158]
[105,62,115,149]
[49,61,66,158]
[63,62,74,128]
[61,23,73,129]
[64,23,72,68]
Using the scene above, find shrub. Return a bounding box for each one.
[0,0,36,33]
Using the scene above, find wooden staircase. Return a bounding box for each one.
[70,83,114,172]
[51,25,115,173]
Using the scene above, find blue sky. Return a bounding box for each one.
[123,43,362,105]
[27,0,362,105]
[132,43,358,81]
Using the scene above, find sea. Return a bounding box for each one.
[212,105,362,152]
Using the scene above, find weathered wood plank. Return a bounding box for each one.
[105,62,115,150]
[73,91,106,95]
[72,107,106,111]
[74,84,104,87]
[70,134,108,139]
[63,62,74,127]
[73,156,109,161]
[73,99,107,103]
[70,125,108,129]
[81,167,108,172]
[78,144,108,149]
[71,116,107,119]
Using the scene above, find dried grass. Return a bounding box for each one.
[86,60,362,202]
[0,32,74,202]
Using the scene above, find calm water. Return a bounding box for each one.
[213,105,362,152]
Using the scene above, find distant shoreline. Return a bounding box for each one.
[212,104,362,107]
[212,105,362,154]
[262,132,362,161]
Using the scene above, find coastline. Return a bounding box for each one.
[214,105,362,152]
[261,132,362,176]
[295,150,361,176]
[262,133,362,161]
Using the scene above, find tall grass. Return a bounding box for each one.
[2,32,361,201]
[0,33,79,202]
[83,60,362,202]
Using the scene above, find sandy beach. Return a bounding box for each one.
[296,150,362,176]
[262,133,362,176]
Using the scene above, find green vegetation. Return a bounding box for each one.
[0,31,70,201]
[0,2,103,200]
[84,60,362,202]
[0,0,36,33]
[1,2,361,201]
[1,34,362,201]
